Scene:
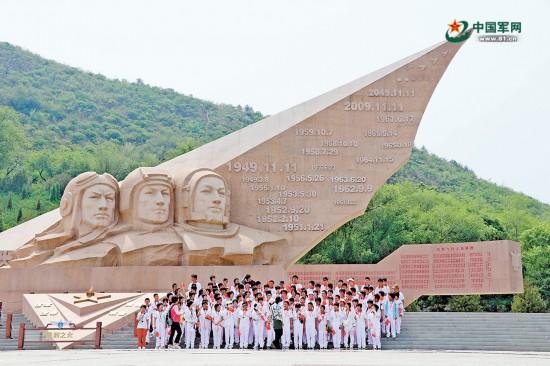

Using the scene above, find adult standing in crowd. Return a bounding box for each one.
[167,296,184,348]
[270,296,284,349]
[136,305,149,349]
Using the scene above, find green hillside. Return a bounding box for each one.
[0,42,548,312]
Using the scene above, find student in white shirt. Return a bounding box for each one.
[153,303,168,349]
[378,291,387,334]
[188,274,202,293]
[363,276,371,291]
[330,304,343,349]
[317,305,329,349]
[320,277,330,292]
[290,275,303,291]
[355,303,368,350]
[184,300,198,349]
[342,302,354,349]
[136,305,149,350]
[198,300,212,348]
[370,304,382,350]
[211,303,225,349]
[392,285,405,335]
[237,302,253,349]
[347,278,359,292]
[223,301,236,349]
[384,293,398,339]
[281,301,293,349]
[252,303,266,350]
[233,299,241,345]
[304,302,317,349]
[365,287,375,302]
[293,303,304,349]
[394,292,404,335]
[382,278,390,295]
[144,298,154,345]
[374,278,384,295]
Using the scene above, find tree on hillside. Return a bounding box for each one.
[28,151,54,183]
[20,186,29,199]
[520,225,550,251]
[92,142,143,180]
[7,194,13,209]
[0,106,25,176]
[49,181,61,202]
[520,225,550,301]
[16,207,22,222]
[165,137,198,160]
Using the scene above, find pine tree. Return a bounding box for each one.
[7,194,13,209]
[21,186,29,199]
[36,198,41,211]
[17,207,23,222]
[50,181,60,202]
[0,214,4,232]
[342,239,355,263]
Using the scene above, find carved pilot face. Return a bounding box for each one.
[193,176,227,224]
[137,183,171,224]
[81,184,116,229]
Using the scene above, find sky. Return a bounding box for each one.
[1,0,549,204]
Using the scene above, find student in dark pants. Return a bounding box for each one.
[168,296,184,348]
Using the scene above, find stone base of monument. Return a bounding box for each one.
[0,265,286,313]
[1,240,524,315]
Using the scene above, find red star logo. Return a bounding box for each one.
[448,19,462,33]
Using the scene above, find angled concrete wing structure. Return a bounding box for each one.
[0,38,469,268]
[159,39,469,267]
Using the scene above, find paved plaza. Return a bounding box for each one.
[2,349,549,366]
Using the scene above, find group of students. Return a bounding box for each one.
[135,274,405,351]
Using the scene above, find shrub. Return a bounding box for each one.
[449,295,483,312]
[511,281,548,313]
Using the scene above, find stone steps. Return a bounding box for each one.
[0,314,62,350]
[3,312,550,352]
[381,312,550,351]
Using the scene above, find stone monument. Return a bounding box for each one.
[4,38,472,268]
[0,33,524,313]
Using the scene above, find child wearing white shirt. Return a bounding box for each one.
[184,300,198,349]
[211,303,225,349]
[223,302,236,349]
[369,304,382,350]
[237,302,253,349]
[355,304,368,350]
[198,301,212,348]
[281,301,293,349]
[304,302,317,349]
[330,304,344,349]
[293,303,304,349]
[252,303,266,350]
[153,303,168,349]
[317,305,329,349]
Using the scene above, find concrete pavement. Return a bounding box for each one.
[2,349,549,366]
